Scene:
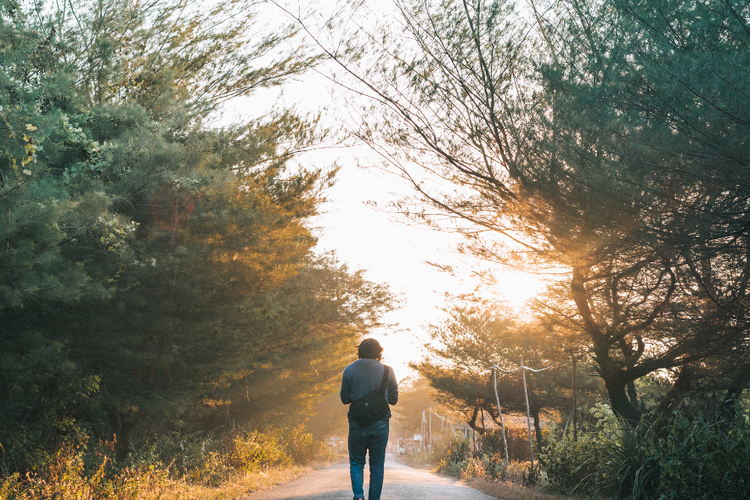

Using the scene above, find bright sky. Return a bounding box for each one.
[309,156,545,377]
[220,0,547,377]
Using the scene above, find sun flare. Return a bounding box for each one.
[494,270,546,311]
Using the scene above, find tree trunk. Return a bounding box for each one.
[655,367,692,418]
[467,405,487,434]
[626,380,639,410]
[532,407,544,453]
[112,413,134,461]
[604,376,641,422]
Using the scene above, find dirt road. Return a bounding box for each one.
[241,454,494,500]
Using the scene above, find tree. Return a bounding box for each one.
[0,0,394,468]
[413,305,601,449]
[312,0,750,420]
[527,0,750,419]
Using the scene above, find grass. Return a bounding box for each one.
[0,463,310,500]
[395,451,589,500]
[131,465,308,500]
[0,426,336,500]
[465,478,588,500]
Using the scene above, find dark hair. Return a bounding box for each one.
[357,338,383,360]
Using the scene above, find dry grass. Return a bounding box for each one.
[0,424,342,499]
[0,430,337,500]
[394,454,584,500]
[0,464,309,500]
[129,465,308,500]
[464,478,588,500]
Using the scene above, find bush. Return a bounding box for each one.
[186,451,234,487]
[225,428,291,472]
[658,414,750,500]
[542,405,750,499]
[0,425,334,498]
[434,433,535,486]
[480,423,537,462]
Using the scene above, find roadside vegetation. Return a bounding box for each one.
[0,0,388,498]
[4,0,750,498]
[399,401,750,499]
[0,425,333,499]
[395,375,749,499]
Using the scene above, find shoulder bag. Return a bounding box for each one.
[349,364,391,427]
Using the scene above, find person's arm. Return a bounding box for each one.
[387,366,398,405]
[340,368,353,404]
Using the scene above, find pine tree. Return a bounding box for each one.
[0,0,394,467]
[327,0,750,420]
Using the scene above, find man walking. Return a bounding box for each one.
[340,338,399,500]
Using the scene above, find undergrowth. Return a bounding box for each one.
[541,404,750,499]
[0,425,333,500]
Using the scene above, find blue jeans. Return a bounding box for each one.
[348,419,389,500]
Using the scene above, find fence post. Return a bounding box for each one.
[492,364,510,466]
[521,356,535,471]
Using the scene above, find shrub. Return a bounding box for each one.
[480,423,537,461]
[283,425,319,465]
[225,429,292,472]
[434,433,535,486]
[0,424,333,498]
[657,413,750,500]
[541,427,610,496]
[460,456,487,480]
[542,405,750,499]
[0,441,120,499]
[186,451,234,487]
[126,430,215,474]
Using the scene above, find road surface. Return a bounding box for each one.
[241,454,494,500]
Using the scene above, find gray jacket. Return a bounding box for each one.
[340,359,398,424]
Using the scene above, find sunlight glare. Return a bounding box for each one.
[494,270,545,311]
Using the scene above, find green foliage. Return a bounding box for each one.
[339,0,750,421]
[437,434,472,473]
[542,405,750,499]
[543,404,651,498]
[0,0,393,473]
[658,414,750,500]
[481,426,539,463]
[542,429,609,496]
[0,332,100,474]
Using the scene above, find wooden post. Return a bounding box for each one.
[429,408,432,454]
[572,352,578,442]
[421,410,425,452]
[521,356,535,471]
[492,365,510,466]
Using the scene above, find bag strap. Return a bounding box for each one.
[378,365,390,395]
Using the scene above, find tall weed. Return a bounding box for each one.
[658,414,750,499]
[542,405,750,499]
